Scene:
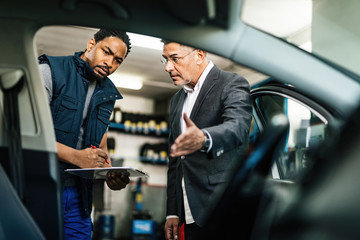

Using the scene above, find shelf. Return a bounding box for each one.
[110,155,168,165]
[109,122,169,138]
[139,156,168,165]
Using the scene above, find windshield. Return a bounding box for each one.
[241,0,360,77]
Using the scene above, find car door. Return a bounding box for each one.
[0,68,62,239]
[248,81,341,239]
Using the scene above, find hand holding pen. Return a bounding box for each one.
[91,144,110,164]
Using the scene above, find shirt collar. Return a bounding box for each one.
[183,84,193,93]
[183,61,214,93]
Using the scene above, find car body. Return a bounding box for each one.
[1,0,360,239]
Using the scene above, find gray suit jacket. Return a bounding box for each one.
[166,65,252,227]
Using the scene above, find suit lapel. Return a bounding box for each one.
[172,90,187,137]
[190,66,220,119]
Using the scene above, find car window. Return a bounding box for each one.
[251,93,328,181]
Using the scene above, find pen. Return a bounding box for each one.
[90,145,110,164]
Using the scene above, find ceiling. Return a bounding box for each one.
[35,25,268,100]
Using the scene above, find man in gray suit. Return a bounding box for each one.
[162,41,252,240]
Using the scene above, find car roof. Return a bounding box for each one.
[1,0,360,117]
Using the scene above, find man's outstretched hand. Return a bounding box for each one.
[170,113,205,157]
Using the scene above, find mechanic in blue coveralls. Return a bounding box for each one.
[38,29,131,240]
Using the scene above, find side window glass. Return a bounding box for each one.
[253,95,327,181]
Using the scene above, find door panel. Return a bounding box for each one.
[0,68,63,240]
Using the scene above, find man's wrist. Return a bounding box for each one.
[200,130,210,152]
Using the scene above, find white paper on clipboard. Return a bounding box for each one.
[64,166,149,180]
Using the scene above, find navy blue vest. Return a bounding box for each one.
[38,52,122,216]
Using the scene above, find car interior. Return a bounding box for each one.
[1,0,360,239]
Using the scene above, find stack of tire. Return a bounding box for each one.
[139,142,168,164]
[110,107,168,137]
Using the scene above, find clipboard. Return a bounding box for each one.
[64,166,149,180]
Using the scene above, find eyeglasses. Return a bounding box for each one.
[161,49,195,65]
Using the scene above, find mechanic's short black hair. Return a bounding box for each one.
[94,28,131,57]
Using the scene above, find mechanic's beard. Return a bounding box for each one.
[93,65,110,81]
[93,74,105,81]
[89,70,104,81]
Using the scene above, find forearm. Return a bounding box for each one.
[56,142,80,166]
[99,132,111,166]
[56,141,109,169]
[208,77,252,152]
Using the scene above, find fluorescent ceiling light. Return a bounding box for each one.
[127,32,163,50]
[108,73,143,90]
